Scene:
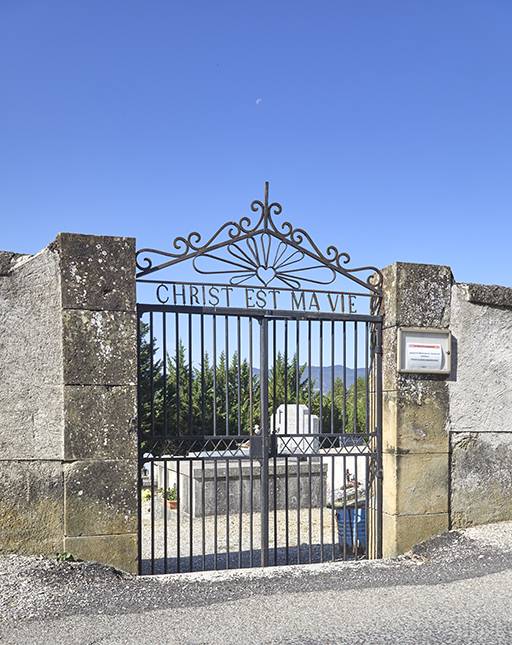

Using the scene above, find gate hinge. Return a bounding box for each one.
[374,345,382,355]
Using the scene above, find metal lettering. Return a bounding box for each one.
[349,295,357,314]
[220,286,234,306]
[208,286,220,306]
[291,291,306,311]
[189,285,200,305]
[157,283,169,304]
[173,283,186,305]
[256,290,266,308]
[269,289,280,308]
[245,288,255,308]
[309,292,320,311]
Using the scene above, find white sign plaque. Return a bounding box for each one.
[406,343,442,371]
[398,328,451,374]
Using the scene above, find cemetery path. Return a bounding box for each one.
[141,501,346,574]
[2,522,512,644]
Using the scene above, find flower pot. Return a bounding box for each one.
[166,500,177,510]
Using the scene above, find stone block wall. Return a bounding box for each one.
[3,239,512,570]
[380,262,453,557]
[381,264,512,556]
[448,283,512,529]
[0,234,138,573]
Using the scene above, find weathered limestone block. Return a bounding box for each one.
[382,262,453,330]
[0,461,64,554]
[64,385,137,460]
[382,512,449,559]
[64,460,138,537]
[383,452,449,516]
[382,326,398,392]
[62,310,137,386]
[448,284,512,434]
[0,251,24,276]
[56,233,136,311]
[451,432,512,528]
[383,383,449,455]
[0,247,65,460]
[64,534,138,575]
[465,282,512,308]
[380,262,452,557]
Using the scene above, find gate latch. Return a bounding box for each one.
[269,433,278,458]
[250,434,278,458]
[250,435,263,459]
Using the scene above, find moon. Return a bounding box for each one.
[256,98,262,105]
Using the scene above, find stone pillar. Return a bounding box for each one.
[58,234,138,574]
[0,233,138,574]
[381,262,453,557]
[0,247,66,555]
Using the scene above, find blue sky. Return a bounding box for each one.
[1,0,512,287]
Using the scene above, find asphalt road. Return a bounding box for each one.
[2,529,512,644]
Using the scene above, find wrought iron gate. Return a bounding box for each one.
[137,185,383,575]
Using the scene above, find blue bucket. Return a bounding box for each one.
[336,505,366,549]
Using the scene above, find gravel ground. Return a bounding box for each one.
[2,520,512,625]
[141,502,345,573]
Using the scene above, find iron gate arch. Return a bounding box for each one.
[137,185,383,575]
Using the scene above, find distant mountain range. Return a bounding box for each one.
[252,366,366,394]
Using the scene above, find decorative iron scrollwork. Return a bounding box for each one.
[136,183,383,295]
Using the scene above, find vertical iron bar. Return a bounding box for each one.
[319,454,324,562]
[272,320,277,566]
[238,459,243,569]
[136,312,143,575]
[319,321,323,433]
[273,453,277,566]
[354,323,358,434]
[354,457,359,560]
[237,317,241,433]
[249,458,254,568]
[201,314,205,434]
[149,311,155,435]
[163,461,168,574]
[150,460,155,574]
[175,313,180,436]
[214,460,218,569]
[295,318,300,565]
[284,320,289,565]
[296,455,300,564]
[201,461,206,570]
[213,315,217,436]
[272,320,277,432]
[284,320,288,436]
[331,452,336,561]
[342,455,347,560]
[176,460,181,573]
[331,322,335,434]
[249,319,253,434]
[189,459,193,571]
[285,454,289,565]
[343,321,346,432]
[308,456,312,564]
[226,458,230,568]
[162,312,168,436]
[295,321,299,421]
[376,322,383,559]
[260,316,270,567]
[189,314,193,435]
[225,316,229,436]
[308,321,312,433]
